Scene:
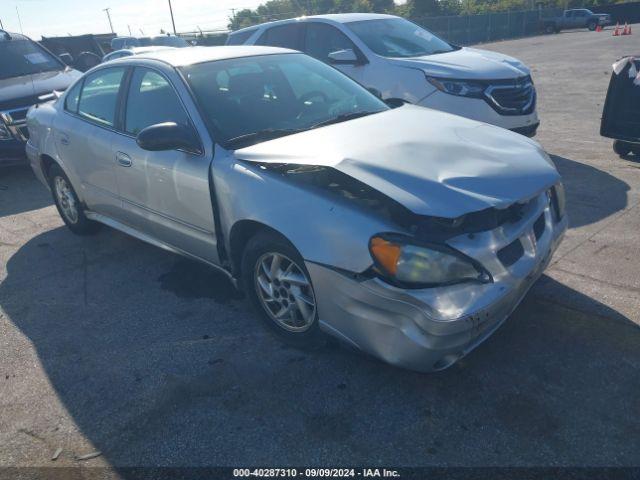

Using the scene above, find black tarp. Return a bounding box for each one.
[601,56,640,143]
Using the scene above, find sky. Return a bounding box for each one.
[0,0,266,39]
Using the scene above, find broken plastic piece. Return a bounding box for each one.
[76,451,102,461]
[51,448,62,461]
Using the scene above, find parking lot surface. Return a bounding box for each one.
[1,28,639,470]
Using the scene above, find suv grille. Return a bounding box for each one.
[1,105,38,142]
[485,77,536,116]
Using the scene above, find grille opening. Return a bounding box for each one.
[498,239,524,267]
[533,213,545,241]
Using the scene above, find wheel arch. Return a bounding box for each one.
[40,154,58,182]
[228,220,294,281]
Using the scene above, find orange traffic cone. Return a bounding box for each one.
[613,23,620,35]
[596,25,602,32]
[622,22,630,35]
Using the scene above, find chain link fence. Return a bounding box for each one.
[410,8,564,46]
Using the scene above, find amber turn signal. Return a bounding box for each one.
[370,237,401,275]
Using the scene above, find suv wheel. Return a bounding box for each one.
[241,231,321,346]
[587,21,597,31]
[49,164,100,235]
[613,140,632,157]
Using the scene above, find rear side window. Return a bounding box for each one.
[256,24,303,50]
[227,29,257,45]
[304,23,357,63]
[125,68,190,135]
[77,67,125,127]
[64,80,83,113]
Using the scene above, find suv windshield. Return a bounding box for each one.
[347,18,455,58]
[0,39,63,80]
[181,53,388,148]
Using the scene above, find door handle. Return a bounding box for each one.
[116,152,132,167]
[59,133,70,146]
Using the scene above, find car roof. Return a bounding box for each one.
[230,13,397,35]
[127,46,177,54]
[121,45,298,67]
[0,30,30,41]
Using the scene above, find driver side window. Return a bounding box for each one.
[124,68,191,135]
[304,23,358,64]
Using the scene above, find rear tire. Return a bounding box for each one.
[48,164,101,235]
[587,21,597,31]
[613,140,632,157]
[241,230,322,347]
[545,24,555,34]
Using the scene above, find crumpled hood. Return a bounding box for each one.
[0,69,81,107]
[235,105,560,219]
[388,47,530,80]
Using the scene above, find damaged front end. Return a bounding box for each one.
[239,159,567,371]
[224,106,567,371]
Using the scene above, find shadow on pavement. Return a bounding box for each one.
[550,154,629,228]
[0,166,52,218]
[1,226,639,468]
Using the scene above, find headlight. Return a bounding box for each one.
[550,182,566,221]
[369,234,492,288]
[426,76,486,98]
[0,123,12,141]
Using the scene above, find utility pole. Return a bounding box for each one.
[15,6,23,34]
[128,24,132,36]
[0,18,4,29]
[167,0,177,35]
[103,7,114,34]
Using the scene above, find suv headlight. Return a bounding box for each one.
[0,123,12,141]
[427,76,486,98]
[369,234,492,288]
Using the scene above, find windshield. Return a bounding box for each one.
[0,39,63,80]
[181,53,388,148]
[347,18,455,58]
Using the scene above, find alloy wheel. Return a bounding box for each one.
[54,176,79,224]
[254,252,317,332]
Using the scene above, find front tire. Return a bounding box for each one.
[241,230,321,346]
[49,164,100,235]
[613,140,632,157]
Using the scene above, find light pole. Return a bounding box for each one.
[15,6,24,34]
[103,7,114,34]
[167,0,177,35]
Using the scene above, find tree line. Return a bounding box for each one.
[229,0,633,30]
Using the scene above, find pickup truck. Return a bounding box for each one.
[542,9,611,34]
[0,30,81,166]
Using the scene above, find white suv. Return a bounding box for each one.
[228,13,539,136]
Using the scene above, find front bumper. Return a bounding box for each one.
[418,90,539,135]
[307,191,567,372]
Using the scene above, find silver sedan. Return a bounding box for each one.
[26,46,567,372]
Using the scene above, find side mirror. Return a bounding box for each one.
[327,48,359,65]
[58,53,74,66]
[384,98,408,109]
[136,122,200,153]
[367,87,382,99]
